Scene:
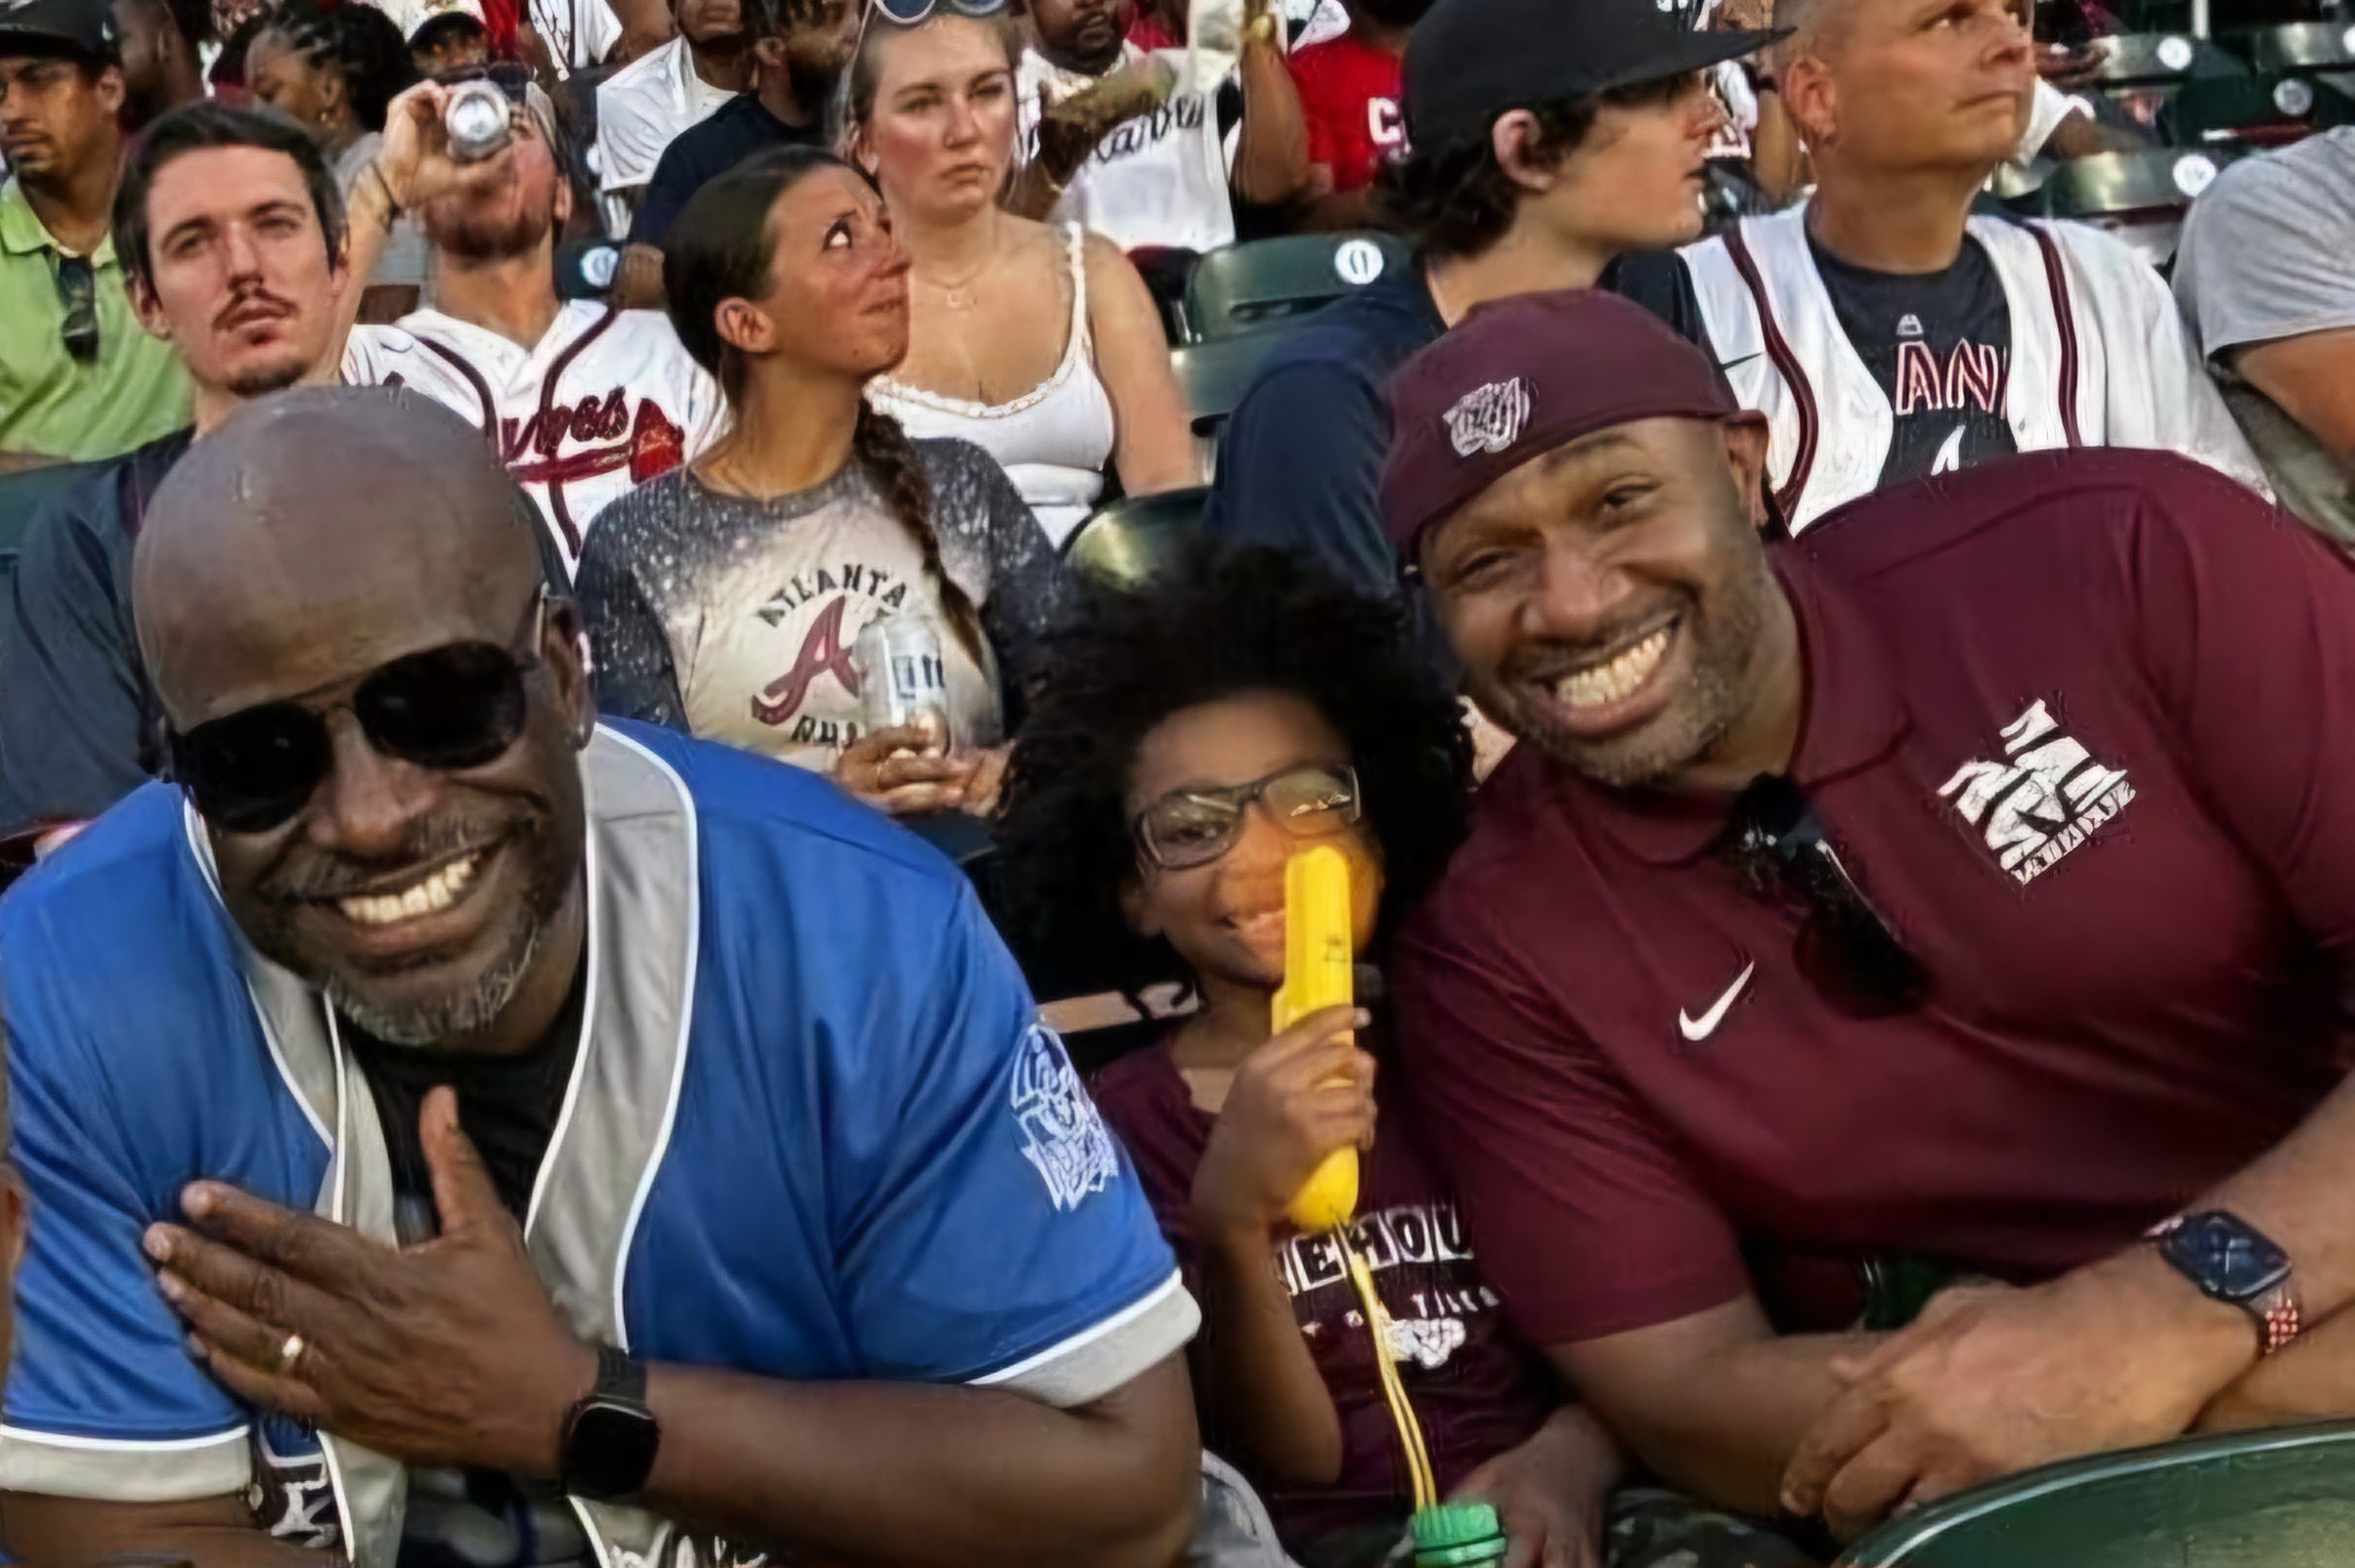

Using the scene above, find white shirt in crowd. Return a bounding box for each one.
[596,36,738,207]
[342,301,726,573]
[1678,200,2269,532]
[525,0,622,75]
[1018,43,1240,254]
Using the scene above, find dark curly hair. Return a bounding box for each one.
[993,546,1471,999]
[1381,71,1701,261]
[250,0,419,134]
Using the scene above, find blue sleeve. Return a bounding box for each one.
[628,138,702,248]
[1206,359,1401,597]
[1,907,250,1456]
[831,881,1181,1389]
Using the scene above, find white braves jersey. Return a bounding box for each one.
[1679,202,2269,532]
[342,301,725,572]
[1017,45,1238,254]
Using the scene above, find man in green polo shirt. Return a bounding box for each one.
[0,0,190,467]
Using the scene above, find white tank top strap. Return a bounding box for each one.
[1063,222,1094,363]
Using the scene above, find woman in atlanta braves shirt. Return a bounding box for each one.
[578,145,1068,821]
[995,547,1621,1568]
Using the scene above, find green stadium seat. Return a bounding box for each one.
[1169,332,1288,441]
[1182,232,1413,342]
[2087,30,2246,86]
[1839,1421,2355,1568]
[2248,20,2355,75]
[1061,485,1208,590]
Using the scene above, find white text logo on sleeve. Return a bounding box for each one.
[1011,1025,1119,1212]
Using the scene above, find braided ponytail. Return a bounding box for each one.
[852,402,990,674]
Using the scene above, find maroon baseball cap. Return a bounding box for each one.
[1381,288,1748,562]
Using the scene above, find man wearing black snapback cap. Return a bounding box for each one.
[0,0,192,466]
[1205,0,1780,603]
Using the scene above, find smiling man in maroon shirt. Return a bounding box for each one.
[1378,287,2355,1545]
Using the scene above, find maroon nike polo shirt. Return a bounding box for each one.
[1393,450,2355,1346]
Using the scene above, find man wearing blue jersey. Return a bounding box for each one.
[0,387,1200,1567]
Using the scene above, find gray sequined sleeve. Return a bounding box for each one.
[576,477,692,732]
[914,439,1074,696]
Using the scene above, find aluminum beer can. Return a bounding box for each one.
[443,78,513,163]
[853,614,956,750]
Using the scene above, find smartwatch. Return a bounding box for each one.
[2146,1210,2301,1356]
[559,1345,662,1500]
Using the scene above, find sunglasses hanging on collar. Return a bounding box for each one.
[1719,774,1930,1020]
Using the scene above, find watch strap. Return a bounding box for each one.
[2144,1212,2303,1357]
[559,1344,657,1498]
[593,1341,648,1405]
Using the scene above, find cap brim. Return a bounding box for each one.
[1603,23,1790,91]
[0,24,105,59]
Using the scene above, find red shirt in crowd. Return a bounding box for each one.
[1092,1041,1553,1546]
[1291,31,1407,194]
[1394,452,2355,1346]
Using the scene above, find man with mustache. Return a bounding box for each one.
[0,102,360,851]
[1381,289,2355,1551]
[0,387,1200,1566]
[342,78,723,573]
[1615,0,2263,533]
[0,0,191,467]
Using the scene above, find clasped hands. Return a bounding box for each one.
[1778,1250,2261,1541]
[141,1086,597,1479]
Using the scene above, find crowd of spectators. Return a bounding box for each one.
[4,0,2355,1559]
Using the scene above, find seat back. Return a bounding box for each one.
[2033,144,2246,216]
[1169,332,1290,454]
[1840,1422,2355,1568]
[2087,30,2247,86]
[2249,21,2355,75]
[1182,233,1412,341]
[1061,485,1209,590]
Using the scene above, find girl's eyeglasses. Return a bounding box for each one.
[1132,764,1363,872]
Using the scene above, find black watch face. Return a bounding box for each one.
[568,1399,662,1500]
[2166,1211,2291,1303]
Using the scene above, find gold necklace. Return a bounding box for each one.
[919,259,991,311]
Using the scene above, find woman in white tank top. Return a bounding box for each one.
[848,5,1199,548]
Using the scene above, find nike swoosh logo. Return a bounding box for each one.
[1717,351,1764,373]
[1679,961,1756,1042]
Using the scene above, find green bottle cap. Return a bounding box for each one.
[1411,1502,1508,1567]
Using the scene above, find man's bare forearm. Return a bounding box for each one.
[1,1492,335,1566]
[1557,1301,1878,1517]
[1231,35,1307,205]
[637,1354,1199,1568]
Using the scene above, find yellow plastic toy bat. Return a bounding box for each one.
[1275,845,1359,1234]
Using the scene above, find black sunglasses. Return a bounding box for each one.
[167,588,552,834]
[1719,775,1928,1019]
[54,254,99,365]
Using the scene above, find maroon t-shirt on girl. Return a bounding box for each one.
[1091,1041,1555,1548]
